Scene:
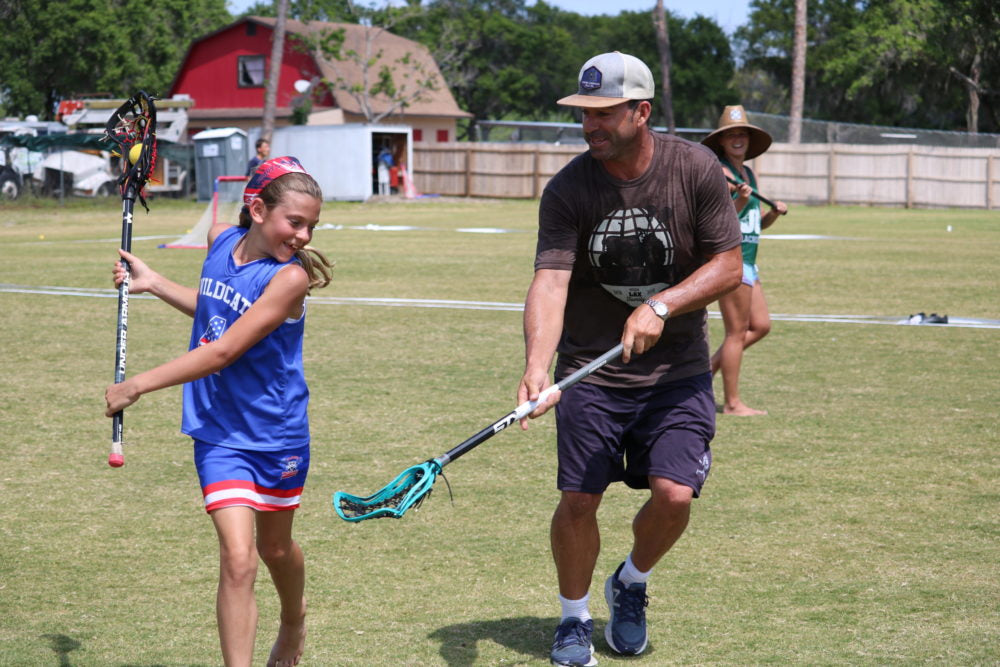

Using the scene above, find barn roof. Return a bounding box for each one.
[250,17,471,119]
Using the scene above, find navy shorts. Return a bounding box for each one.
[554,373,715,496]
[194,440,310,513]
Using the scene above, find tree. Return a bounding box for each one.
[653,0,676,133]
[261,0,290,141]
[738,0,1000,133]
[0,0,231,119]
[392,0,579,138]
[280,1,443,125]
[788,0,806,142]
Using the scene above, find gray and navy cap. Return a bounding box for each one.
[557,51,655,108]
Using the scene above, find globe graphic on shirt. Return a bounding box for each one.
[588,207,675,306]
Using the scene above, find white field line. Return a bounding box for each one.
[1,283,997,329]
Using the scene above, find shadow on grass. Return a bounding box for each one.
[42,634,80,667]
[429,616,555,666]
[429,616,654,666]
[42,631,208,667]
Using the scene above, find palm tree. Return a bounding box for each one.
[789,0,807,143]
[261,0,290,142]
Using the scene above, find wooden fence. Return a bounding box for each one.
[412,141,1000,209]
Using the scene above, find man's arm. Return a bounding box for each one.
[620,246,742,363]
[518,268,571,428]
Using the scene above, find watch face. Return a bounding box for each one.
[646,299,667,318]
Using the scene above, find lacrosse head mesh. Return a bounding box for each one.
[333,459,442,522]
[104,91,157,209]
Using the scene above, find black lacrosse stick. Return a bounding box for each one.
[105,91,158,211]
[103,92,157,468]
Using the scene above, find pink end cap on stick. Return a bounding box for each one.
[108,453,125,467]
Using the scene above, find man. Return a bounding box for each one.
[516,52,742,667]
[246,138,270,176]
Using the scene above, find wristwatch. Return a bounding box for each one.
[643,298,669,320]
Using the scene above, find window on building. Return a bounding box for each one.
[436,129,449,143]
[238,55,266,88]
[413,128,423,142]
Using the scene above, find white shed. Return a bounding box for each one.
[248,124,412,201]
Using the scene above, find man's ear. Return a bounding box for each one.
[635,100,653,127]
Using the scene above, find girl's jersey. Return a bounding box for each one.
[182,226,309,451]
[721,157,761,266]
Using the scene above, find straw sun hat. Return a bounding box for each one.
[701,105,772,160]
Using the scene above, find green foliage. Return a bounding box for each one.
[390,0,735,134]
[736,0,1000,132]
[0,0,231,119]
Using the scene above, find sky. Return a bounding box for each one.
[226,0,752,35]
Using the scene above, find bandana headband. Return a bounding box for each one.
[243,155,309,209]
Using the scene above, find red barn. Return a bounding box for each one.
[169,16,471,144]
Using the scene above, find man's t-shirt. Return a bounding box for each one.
[536,131,740,388]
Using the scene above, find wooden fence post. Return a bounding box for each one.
[464,147,472,197]
[988,155,995,210]
[828,145,836,205]
[532,148,540,199]
[906,147,914,209]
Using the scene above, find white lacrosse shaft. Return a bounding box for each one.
[513,342,624,420]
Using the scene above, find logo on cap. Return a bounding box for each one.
[729,108,744,121]
[580,66,603,91]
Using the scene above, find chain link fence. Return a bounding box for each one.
[477,114,1000,149]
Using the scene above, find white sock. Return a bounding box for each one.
[617,554,651,587]
[559,592,591,622]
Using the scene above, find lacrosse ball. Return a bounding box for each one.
[128,144,143,164]
[38,234,44,240]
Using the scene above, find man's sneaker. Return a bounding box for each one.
[550,617,597,667]
[604,562,649,655]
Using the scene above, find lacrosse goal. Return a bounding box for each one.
[159,175,246,249]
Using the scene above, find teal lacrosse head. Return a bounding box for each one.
[333,459,442,522]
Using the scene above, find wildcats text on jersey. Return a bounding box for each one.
[200,277,254,315]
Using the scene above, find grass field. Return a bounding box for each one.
[0,195,997,666]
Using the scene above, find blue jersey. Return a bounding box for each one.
[182,226,309,450]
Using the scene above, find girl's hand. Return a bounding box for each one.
[112,248,155,294]
[105,379,141,416]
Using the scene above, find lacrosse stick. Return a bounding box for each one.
[725,175,780,210]
[333,343,624,522]
[105,91,158,468]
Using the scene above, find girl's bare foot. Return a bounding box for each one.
[723,402,767,416]
[267,600,306,667]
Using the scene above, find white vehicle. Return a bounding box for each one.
[33,149,117,197]
[36,96,194,198]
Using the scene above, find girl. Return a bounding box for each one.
[105,156,333,666]
[702,106,788,416]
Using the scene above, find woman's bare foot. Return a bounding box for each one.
[267,600,306,667]
[723,402,767,416]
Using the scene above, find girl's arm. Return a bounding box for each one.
[114,249,198,317]
[761,201,788,229]
[104,263,309,415]
[721,165,751,211]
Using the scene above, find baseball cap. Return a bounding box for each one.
[557,52,655,108]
